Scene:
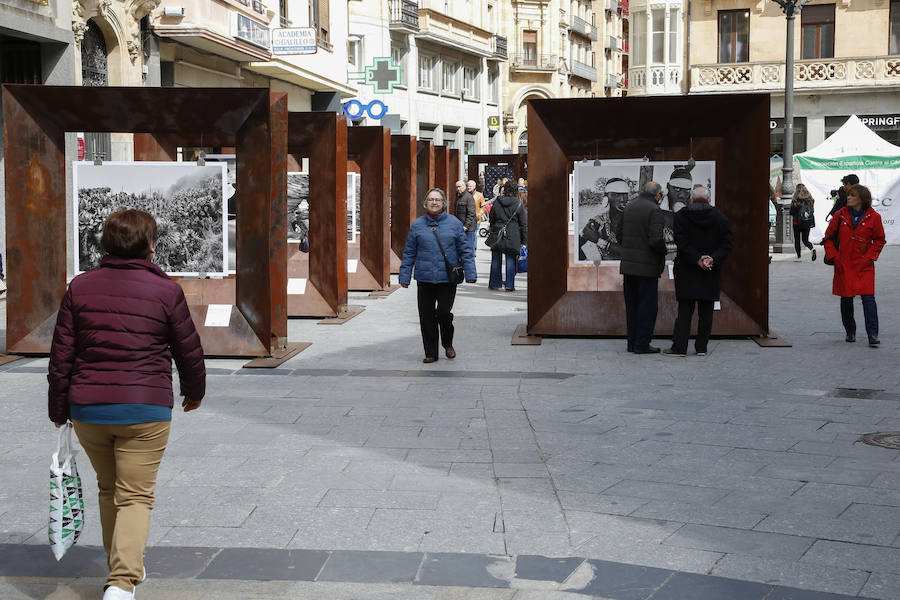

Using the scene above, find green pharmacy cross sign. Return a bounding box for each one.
[349,57,402,94]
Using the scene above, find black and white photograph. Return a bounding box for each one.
[205,154,236,271]
[573,160,715,264]
[73,161,228,276]
[287,172,310,246]
[347,172,360,242]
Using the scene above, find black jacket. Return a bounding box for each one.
[618,192,667,278]
[488,195,527,255]
[673,201,733,301]
[455,191,477,232]
[828,188,847,218]
[790,201,815,228]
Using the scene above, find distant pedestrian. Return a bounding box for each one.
[455,180,477,254]
[48,209,206,600]
[468,179,486,253]
[487,180,526,292]
[618,182,667,354]
[663,186,733,357]
[827,173,859,220]
[823,184,885,347]
[789,183,817,261]
[400,188,477,363]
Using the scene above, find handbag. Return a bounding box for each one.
[49,425,84,561]
[823,217,842,266]
[486,201,522,249]
[431,227,465,285]
[517,246,528,273]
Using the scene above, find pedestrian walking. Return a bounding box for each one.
[486,180,526,292]
[789,183,817,261]
[469,179,486,253]
[823,184,885,347]
[663,186,733,357]
[47,209,206,600]
[399,188,477,363]
[826,173,858,221]
[618,182,668,354]
[454,180,477,256]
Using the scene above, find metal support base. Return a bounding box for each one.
[512,323,542,345]
[317,306,365,325]
[242,342,311,368]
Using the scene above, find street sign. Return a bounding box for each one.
[487,115,500,131]
[271,28,317,55]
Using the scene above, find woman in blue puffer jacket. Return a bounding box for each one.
[400,188,477,363]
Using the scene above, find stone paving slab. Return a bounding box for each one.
[2,249,900,597]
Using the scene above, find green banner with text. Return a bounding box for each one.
[795,155,900,170]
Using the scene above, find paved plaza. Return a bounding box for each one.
[1,246,899,599]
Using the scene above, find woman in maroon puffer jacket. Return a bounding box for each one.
[48,209,205,600]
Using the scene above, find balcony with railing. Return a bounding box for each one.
[690,57,900,93]
[605,35,618,51]
[628,65,682,95]
[604,73,617,88]
[619,0,629,15]
[492,34,508,59]
[510,53,557,72]
[569,15,598,41]
[389,0,419,31]
[569,59,598,82]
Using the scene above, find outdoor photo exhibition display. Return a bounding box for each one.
[795,115,900,243]
[73,161,229,276]
[205,154,237,271]
[573,160,716,264]
[287,172,360,247]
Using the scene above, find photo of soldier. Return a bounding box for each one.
[578,176,636,261]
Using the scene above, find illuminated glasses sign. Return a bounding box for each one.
[342,100,388,121]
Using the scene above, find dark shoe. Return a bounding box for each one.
[423,357,438,363]
[444,346,456,359]
[505,288,515,292]
[845,333,855,343]
[488,287,501,291]
[662,348,686,357]
[633,346,661,354]
[868,336,880,347]
[811,249,817,262]
[696,351,708,356]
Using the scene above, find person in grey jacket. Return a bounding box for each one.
[400,188,477,363]
[617,182,667,354]
[455,180,477,253]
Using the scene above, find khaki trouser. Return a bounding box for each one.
[72,420,171,592]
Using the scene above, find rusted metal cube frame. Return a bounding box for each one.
[466,153,527,186]
[433,145,452,215]
[449,149,461,196]
[2,85,288,356]
[389,135,418,272]
[286,112,348,317]
[347,126,391,291]
[527,95,769,337]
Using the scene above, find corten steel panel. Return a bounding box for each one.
[287,112,348,315]
[449,149,461,191]
[415,140,434,218]
[2,85,287,356]
[133,132,237,161]
[527,95,769,337]
[347,126,391,290]
[389,135,417,270]
[434,145,452,215]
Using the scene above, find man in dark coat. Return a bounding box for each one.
[827,173,859,220]
[618,182,667,354]
[663,185,734,357]
[455,180,477,255]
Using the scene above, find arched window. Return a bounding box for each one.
[81,20,108,87]
[518,130,528,154]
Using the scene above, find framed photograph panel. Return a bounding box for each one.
[73,161,229,276]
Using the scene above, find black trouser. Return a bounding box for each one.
[417,282,456,358]
[623,275,658,350]
[792,225,813,257]
[671,299,714,354]
[841,295,878,339]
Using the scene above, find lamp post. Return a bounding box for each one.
[771,0,810,253]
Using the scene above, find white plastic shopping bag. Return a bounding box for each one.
[49,424,84,560]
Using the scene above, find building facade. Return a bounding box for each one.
[592,0,627,96]
[348,0,507,171]
[624,0,685,95]
[686,0,899,155]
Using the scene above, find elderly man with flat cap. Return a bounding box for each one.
[579,177,631,261]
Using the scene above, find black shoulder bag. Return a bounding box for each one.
[823,217,841,266]
[485,201,522,249]
[431,227,465,285]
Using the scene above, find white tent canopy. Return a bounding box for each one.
[795,115,900,243]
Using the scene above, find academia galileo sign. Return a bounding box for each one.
[271,28,317,55]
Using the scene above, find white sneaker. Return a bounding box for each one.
[102,585,135,600]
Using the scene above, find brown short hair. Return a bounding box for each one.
[100,209,158,259]
[848,184,872,209]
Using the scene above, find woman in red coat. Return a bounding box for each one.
[49,210,205,600]
[823,185,886,347]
